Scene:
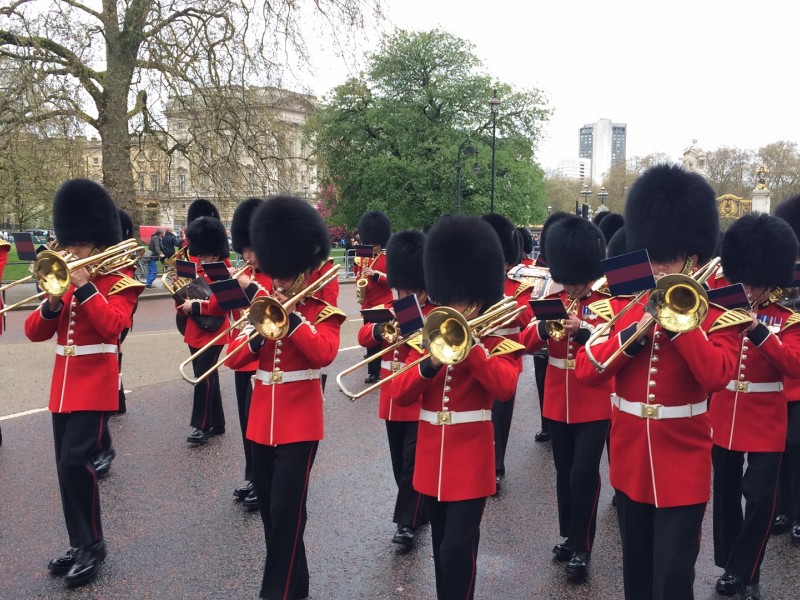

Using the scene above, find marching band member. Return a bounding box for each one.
[25,179,141,587]
[772,194,800,546]
[356,230,431,549]
[574,164,749,600]
[177,217,230,446]
[711,213,800,600]
[0,232,8,445]
[597,212,624,250]
[391,215,523,600]
[355,210,392,384]
[229,197,268,509]
[481,213,532,490]
[227,196,345,600]
[520,216,611,580]
[518,226,535,267]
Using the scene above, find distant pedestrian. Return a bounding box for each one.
[146,229,163,288]
[161,227,178,262]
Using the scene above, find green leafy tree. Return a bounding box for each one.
[307,29,551,229]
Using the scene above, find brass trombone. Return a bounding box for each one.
[179,265,340,384]
[584,257,721,373]
[336,298,525,401]
[0,239,143,315]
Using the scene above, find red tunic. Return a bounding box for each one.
[308,258,340,307]
[182,272,230,348]
[356,301,436,421]
[24,273,143,413]
[391,335,523,501]
[227,295,345,445]
[354,251,393,309]
[574,296,748,507]
[225,270,273,372]
[710,302,800,452]
[493,276,534,342]
[0,241,8,334]
[521,289,613,423]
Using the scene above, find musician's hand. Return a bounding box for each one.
[272,291,289,304]
[746,309,759,332]
[237,273,253,289]
[634,313,653,342]
[70,266,90,288]
[179,299,193,314]
[429,355,443,369]
[362,267,375,278]
[47,295,61,311]
[563,314,582,333]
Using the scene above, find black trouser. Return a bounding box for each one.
[616,491,706,600]
[52,411,107,549]
[252,441,318,600]
[234,370,256,481]
[188,344,225,432]
[778,401,800,520]
[549,419,609,552]
[99,329,129,453]
[425,495,486,600]
[366,343,381,378]
[385,420,427,529]
[492,393,515,476]
[712,446,781,584]
[532,354,550,433]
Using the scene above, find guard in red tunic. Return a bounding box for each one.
[771,194,800,546]
[710,213,800,600]
[597,212,624,251]
[520,216,611,580]
[25,179,142,587]
[481,213,532,490]
[355,210,393,384]
[177,217,230,445]
[356,230,431,549]
[227,196,345,600]
[391,215,523,600]
[228,197,267,509]
[518,226,535,267]
[574,165,749,600]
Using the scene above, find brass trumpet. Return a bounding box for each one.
[545,297,580,342]
[179,265,340,384]
[584,257,721,373]
[0,239,143,315]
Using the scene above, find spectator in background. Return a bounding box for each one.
[161,226,178,262]
[146,228,163,288]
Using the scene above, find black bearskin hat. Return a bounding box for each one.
[250,196,329,280]
[592,211,610,225]
[387,230,426,292]
[625,164,719,264]
[230,197,263,254]
[118,209,134,240]
[545,216,605,285]
[53,179,122,247]
[598,213,624,245]
[187,198,220,224]
[357,210,392,246]
[773,195,800,240]
[517,227,533,255]
[186,217,229,258]
[607,227,628,258]
[482,213,522,266]
[424,216,504,307]
[539,211,572,263]
[721,213,798,288]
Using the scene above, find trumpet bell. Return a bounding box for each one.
[249,297,290,340]
[423,307,471,365]
[648,274,708,333]
[36,251,71,297]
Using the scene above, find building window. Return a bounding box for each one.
[178,174,186,192]
[92,157,99,166]
[137,174,144,191]
[150,174,159,192]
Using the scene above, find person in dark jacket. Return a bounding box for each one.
[161,227,178,261]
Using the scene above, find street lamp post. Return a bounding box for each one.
[455,139,478,215]
[489,89,500,213]
[547,204,553,216]
[598,187,608,208]
[580,184,592,219]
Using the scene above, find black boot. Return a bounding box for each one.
[716,572,742,596]
[64,542,106,588]
[565,552,590,580]
[48,548,77,576]
[740,582,760,600]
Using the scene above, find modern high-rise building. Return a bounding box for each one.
[556,158,591,181]
[579,118,626,184]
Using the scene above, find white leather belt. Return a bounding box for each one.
[611,393,707,420]
[548,356,575,370]
[254,369,320,385]
[55,343,117,357]
[493,326,521,336]
[380,360,404,373]
[725,380,783,393]
[419,408,491,425]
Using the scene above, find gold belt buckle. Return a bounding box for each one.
[564,359,575,369]
[270,370,283,383]
[436,411,452,425]
[391,361,402,372]
[63,345,76,357]
[736,381,749,392]
[641,404,662,419]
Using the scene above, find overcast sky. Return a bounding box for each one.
[298,0,799,171]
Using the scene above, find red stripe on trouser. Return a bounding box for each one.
[282,446,315,600]
[750,474,780,581]
[411,493,423,529]
[89,413,105,541]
